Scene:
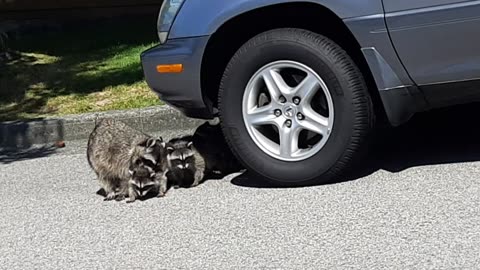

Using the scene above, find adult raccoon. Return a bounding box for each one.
[87,118,168,202]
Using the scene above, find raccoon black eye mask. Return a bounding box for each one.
[168,152,195,169]
[126,165,158,202]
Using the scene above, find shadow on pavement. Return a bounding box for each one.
[231,102,480,188]
[0,145,57,164]
[0,118,64,164]
[95,188,159,202]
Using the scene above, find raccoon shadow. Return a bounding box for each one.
[231,102,480,189]
[95,188,163,202]
[95,188,108,197]
[95,180,184,202]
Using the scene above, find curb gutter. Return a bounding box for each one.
[0,106,205,148]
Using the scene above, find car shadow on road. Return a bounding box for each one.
[231,102,480,188]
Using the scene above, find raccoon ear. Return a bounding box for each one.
[139,138,159,148]
[138,138,149,147]
[166,146,175,154]
[145,165,155,174]
[147,138,157,148]
[187,141,193,149]
[128,169,134,176]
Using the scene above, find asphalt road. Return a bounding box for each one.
[1,105,480,269]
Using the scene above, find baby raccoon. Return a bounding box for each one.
[111,157,158,203]
[87,118,168,201]
[192,118,243,178]
[166,136,205,189]
[124,159,158,203]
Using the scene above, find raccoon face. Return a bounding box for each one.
[167,141,195,170]
[128,164,157,197]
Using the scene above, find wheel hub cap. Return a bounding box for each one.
[283,105,296,118]
[242,60,334,162]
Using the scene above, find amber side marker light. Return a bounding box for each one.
[156,64,183,73]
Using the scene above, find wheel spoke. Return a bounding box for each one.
[294,73,320,103]
[300,107,329,135]
[246,104,277,126]
[262,69,290,101]
[279,123,300,157]
[242,60,335,162]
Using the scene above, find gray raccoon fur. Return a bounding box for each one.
[87,118,168,202]
[166,136,205,189]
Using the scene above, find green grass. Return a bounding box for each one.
[0,18,162,121]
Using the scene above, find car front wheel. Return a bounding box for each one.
[219,28,375,186]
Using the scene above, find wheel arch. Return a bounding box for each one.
[200,2,390,123]
[171,0,383,39]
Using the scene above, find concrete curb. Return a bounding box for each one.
[0,106,205,148]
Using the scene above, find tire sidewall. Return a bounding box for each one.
[220,31,360,183]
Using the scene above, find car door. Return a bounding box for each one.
[383,0,480,106]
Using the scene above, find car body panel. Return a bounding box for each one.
[383,0,467,11]
[343,14,429,125]
[141,0,480,126]
[343,14,413,90]
[384,0,480,85]
[170,0,384,39]
[141,36,213,119]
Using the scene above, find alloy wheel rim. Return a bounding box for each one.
[242,60,334,162]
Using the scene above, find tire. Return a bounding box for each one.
[218,28,375,186]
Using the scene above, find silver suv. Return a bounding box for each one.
[141,0,480,185]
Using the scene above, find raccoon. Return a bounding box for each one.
[109,158,158,203]
[192,118,243,178]
[166,136,205,189]
[124,159,158,203]
[87,118,168,201]
[138,138,169,198]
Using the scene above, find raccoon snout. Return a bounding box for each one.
[177,163,190,170]
[138,186,153,197]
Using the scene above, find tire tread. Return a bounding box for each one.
[219,28,375,185]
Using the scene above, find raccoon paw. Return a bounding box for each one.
[157,186,167,197]
[104,192,116,201]
[173,185,180,189]
[115,194,126,201]
[126,197,136,203]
